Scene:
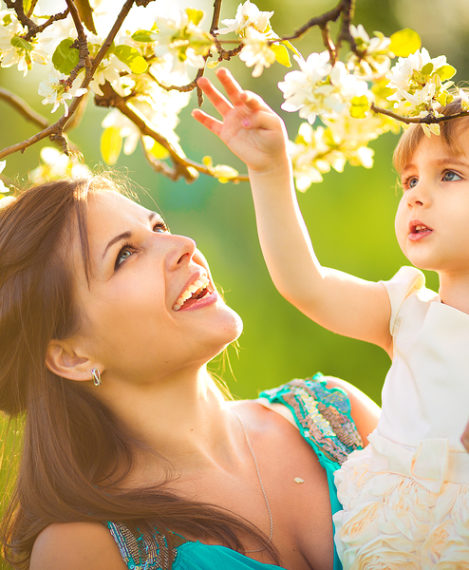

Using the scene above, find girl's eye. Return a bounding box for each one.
[403,176,418,190]
[115,245,136,270]
[442,170,462,182]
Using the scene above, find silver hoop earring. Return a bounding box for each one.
[91,368,102,387]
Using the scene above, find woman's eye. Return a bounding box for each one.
[115,246,135,270]
[442,170,462,182]
[153,221,169,233]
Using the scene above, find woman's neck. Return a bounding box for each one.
[98,365,240,474]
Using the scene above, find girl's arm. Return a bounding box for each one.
[193,69,392,353]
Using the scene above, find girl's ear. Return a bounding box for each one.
[45,339,99,383]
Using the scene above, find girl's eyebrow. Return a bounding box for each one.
[101,212,158,259]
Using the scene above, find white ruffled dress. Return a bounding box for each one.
[333,266,469,569]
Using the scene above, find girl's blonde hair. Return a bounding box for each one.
[393,94,469,173]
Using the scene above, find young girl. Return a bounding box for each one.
[193,68,469,567]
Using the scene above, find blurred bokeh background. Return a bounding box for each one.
[1,4,468,559]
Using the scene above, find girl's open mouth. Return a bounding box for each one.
[409,221,433,241]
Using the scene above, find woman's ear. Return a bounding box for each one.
[45,339,99,382]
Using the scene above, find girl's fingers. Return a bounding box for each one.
[197,77,232,116]
[215,68,245,105]
[191,108,224,136]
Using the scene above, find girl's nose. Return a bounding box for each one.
[407,182,430,207]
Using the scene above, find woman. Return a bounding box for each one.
[0,176,381,570]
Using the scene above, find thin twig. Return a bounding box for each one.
[64,0,91,86]
[4,0,38,36]
[336,0,356,54]
[142,137,248,182]
[371,103,469,124]
[23,8,70,41]
[275,0,344,43]
[0,88,48,129]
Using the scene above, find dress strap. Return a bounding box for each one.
[259,374,363,467]
[106,521,184,570]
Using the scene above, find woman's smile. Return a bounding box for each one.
[172,271,217,311]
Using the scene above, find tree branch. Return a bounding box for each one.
[371,103,469,124]
[23,8,70,41]
[275,0,344,43]
[0,88,48,129]
[64,0,91,86]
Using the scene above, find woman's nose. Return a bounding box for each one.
[164,234,197,270]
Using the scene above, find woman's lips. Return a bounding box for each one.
[175,289,218,311]
[172,272,216,311]
[408,220,433,241]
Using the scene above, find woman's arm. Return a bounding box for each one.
[324,376,380,445]
[194,69,392,354]
[30,522,127,570]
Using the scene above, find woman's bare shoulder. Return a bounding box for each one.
[30,521,126,570]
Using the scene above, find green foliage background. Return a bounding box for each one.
[0,0,468,566]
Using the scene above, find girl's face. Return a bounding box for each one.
[69,190,243,385]
[394,121,469,274]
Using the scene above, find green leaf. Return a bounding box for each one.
[421,62,433,76]
[52,38,80,75]
[435,64,456,81]
[75,0,97,35]
[11,36,33,53]
[271,44,291,68]
[185,8,204,26]
[100,127,122,165]
[131,29,158,43]
[114,45,148,74]
[389,28,421,57]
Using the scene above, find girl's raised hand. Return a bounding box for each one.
[192,68,289,174]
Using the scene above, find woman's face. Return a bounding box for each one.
[69,190,243,385]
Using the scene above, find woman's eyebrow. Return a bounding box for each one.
[102,212,158,259]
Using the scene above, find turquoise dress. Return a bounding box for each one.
[107,375,363,570]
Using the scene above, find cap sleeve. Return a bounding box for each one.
[379,266,425,335]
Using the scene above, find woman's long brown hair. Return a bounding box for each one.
[0,178,277,568]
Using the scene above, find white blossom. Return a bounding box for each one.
[348,24,392,78]
[152,7,212,73]
[0,10,46,75]
[28,147,91,185]
[279,53,370,124]
[387,48,444,91]
[217,1,273,36]
[239,27,276,77]
[0,159,9,194]
[89,54,134,97]
[38,71,88,114]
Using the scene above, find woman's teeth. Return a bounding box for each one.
[173,275,210,311]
